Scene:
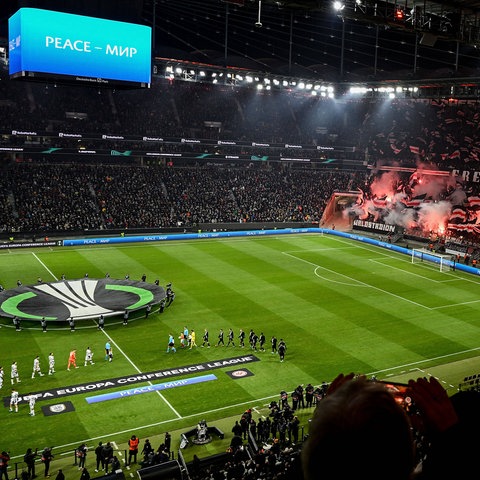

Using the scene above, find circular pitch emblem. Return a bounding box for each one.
[0,279,166,321]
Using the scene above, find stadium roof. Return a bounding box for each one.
[2,0,480,84]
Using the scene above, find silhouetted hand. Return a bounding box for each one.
[408,376,458,434]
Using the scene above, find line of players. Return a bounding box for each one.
[1,345,105,416]
[167,326,287,361]
[0,347,95,384]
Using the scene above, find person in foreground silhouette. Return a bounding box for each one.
[301,373,415,480]
[302,373,480,480]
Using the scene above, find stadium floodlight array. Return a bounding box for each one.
[411,248,454,272]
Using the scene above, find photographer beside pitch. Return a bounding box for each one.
[301,373,480,480]
[41,447,54,478]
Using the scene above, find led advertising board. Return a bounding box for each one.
[8,8,152,88]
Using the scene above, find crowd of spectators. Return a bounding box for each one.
[0,164,363,234]
[2,68,480,172]
[0,72,352,147]
[360,97,480,170]
[1,69,480,244]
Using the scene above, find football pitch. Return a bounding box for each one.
[1,232,480,460]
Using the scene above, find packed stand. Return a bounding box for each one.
[0,164,363,234]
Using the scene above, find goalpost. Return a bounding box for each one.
[411,248,454,272]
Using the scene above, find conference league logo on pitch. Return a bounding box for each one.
[0,278,165,321]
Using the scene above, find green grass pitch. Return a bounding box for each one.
[1,232,480,465]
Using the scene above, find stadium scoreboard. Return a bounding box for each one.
[8,8,152,88]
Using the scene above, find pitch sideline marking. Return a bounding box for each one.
[431,298,480,310]
[369,258,447,284]
[330,235,480,287]
[1,234,316,257]
[370,256,460,283]
[32,252,58,281]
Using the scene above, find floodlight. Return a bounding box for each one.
[333,1,345,11]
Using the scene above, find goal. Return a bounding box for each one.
[411,248,454,272]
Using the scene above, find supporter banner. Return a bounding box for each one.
[352,219,396,233]
[446,248,466,258]
[452,169,480,184]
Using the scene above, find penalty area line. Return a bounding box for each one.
[282,250,431,310]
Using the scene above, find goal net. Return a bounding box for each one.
[411,248,454,272]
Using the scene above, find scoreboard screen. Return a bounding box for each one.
[8,8,152,88]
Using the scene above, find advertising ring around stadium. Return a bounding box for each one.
[0,278,165,321]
